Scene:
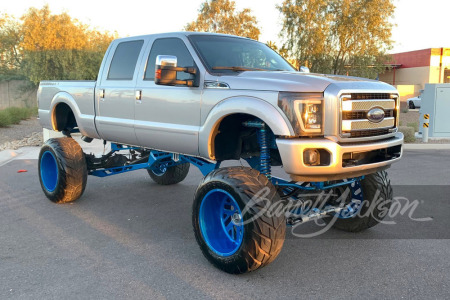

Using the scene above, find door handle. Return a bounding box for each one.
[135,90,142,101]
[99,89,105,101]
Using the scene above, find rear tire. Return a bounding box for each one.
[192,167,286,274]
[330,171,393,232]
[409,101,415,109]
[38,137,87,203]
[147,163,190,185]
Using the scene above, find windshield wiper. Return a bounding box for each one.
[212,66,266,72]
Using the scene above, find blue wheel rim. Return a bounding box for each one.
[151,163,167,176]
[40,151,58,192]
[337,180,364,219]
[199,189,244,257]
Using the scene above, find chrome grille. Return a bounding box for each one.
[343,110,394,120]
[341,93,398,138]
[350,93,391,100]
[343,100,396,111]
[350,129,390,138]
[344,118,395,131]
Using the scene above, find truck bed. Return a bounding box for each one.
[38,80,99,139]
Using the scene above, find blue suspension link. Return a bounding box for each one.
[89,145,219,178]
[243,120,271,179]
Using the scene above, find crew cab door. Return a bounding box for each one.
[134,37,202,155]
[95,39,146,145]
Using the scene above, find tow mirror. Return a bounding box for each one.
[155,55,198,87]
[299,66,310,73]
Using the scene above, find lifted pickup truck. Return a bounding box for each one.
[38,32,403,274]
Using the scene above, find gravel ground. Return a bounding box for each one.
[0,117,43,150]
[399,110,420,127]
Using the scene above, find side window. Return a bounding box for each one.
[145,38,194,81]
[107,40,144,80]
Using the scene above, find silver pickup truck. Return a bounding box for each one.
[38,32,403,274]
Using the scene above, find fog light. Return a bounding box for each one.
[304,149,320,166]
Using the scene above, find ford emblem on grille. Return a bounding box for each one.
[367,108,385,123]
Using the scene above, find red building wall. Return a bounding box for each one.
[391,49,431,68]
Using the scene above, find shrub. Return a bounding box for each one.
[29,107,38,116]
[398,126,416,143]
[0,107,37,127]
[3,107,25,124]
[0,110,12,127]
[407,122,419,132]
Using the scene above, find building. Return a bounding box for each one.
[379,48,450,103]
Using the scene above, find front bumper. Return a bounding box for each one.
[276,133,404,182]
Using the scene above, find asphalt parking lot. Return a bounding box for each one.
[1,148,449,299]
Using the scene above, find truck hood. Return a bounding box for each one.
[214,71,382,93]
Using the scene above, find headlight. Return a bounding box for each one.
[278,92,324,136]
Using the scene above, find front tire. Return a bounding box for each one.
[330,171,393,232]
[192,167,286,274]
[38,137,87,203]
[409,101,415,109]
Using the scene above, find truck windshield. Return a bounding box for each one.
[189,35,296,73]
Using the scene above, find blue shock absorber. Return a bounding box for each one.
[243,121,271,179]
[258,125,271,178]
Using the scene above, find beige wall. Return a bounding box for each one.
[379,66,430,88]
[394,84,422,103]
[0,80,37,110]
[379,66,431,104]
[379,48,450,105]
[429,66,441,83]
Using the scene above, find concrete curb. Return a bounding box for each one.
[0,149,21,167]
[404,143,450,150]
[0,147,40,167]
[0,135,109,166]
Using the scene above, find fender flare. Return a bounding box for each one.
[198,96,294,159]
[49,92,84,132]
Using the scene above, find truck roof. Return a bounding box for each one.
[112,32,255,43]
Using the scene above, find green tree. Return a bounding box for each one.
[278,0,394,78]
[185,0,260,40]
[19,5,116,85]
[266,40,291,65]
[266,41,278,51]
[0,14,23,79]
[277,0,332,70]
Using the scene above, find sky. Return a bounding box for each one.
[2,0,449,54]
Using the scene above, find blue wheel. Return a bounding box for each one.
[199,189,244,256]
[38,138,87,203]
[150,163,168,177]
[40,151,59,192]
[147,162,190,185]
[193,167,286,274]
[336,180,364,219]
[329,171,393,232]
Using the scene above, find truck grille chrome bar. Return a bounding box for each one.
[340,93,398,138]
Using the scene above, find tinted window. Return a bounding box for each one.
[108,40,144,80]
[190,35,295,73]
[145,38,194,81]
